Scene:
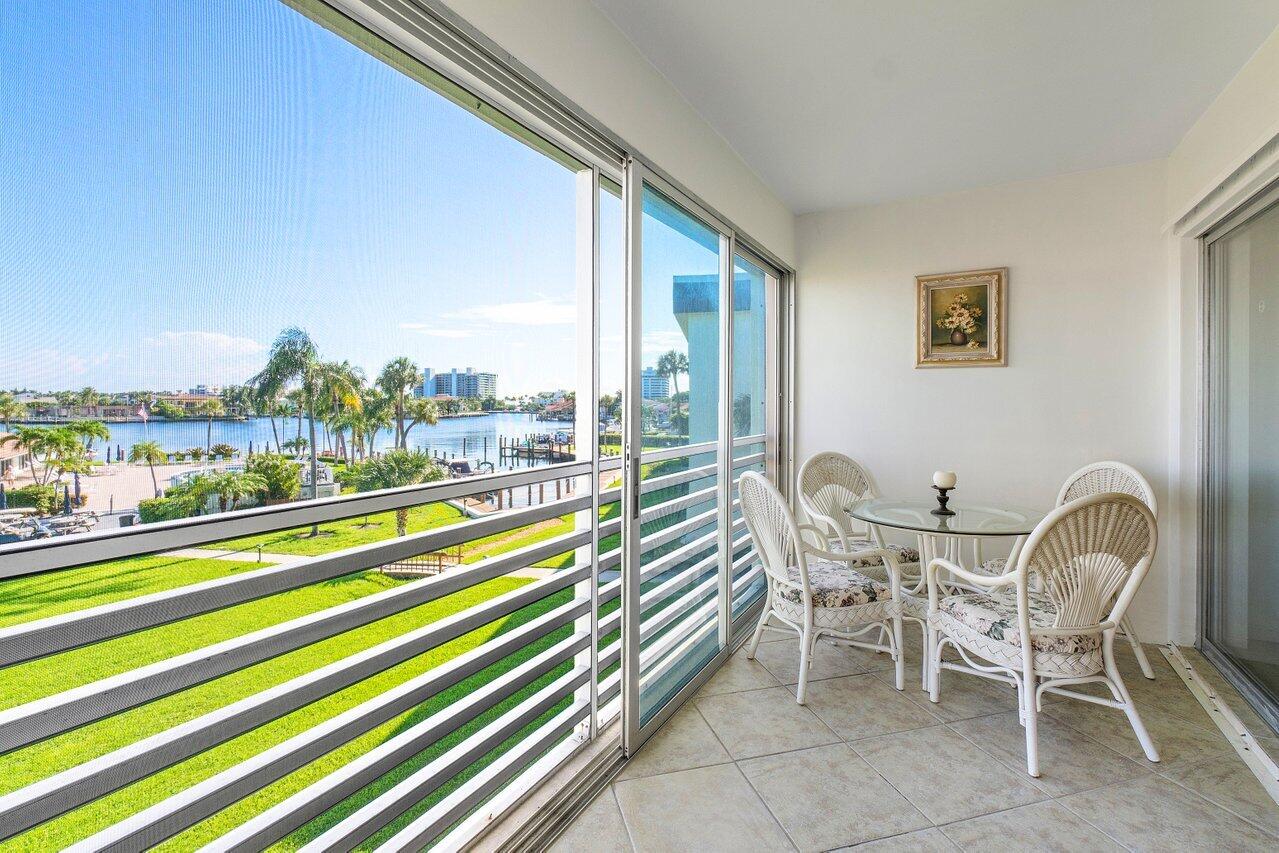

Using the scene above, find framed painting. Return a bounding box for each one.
[916,267,1008,368]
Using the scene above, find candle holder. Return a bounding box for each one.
[931,484,955,516]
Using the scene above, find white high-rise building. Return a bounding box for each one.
[640,367,670,400]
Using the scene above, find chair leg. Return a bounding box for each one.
[918,619,929,692]
[892,616,905,691]
[796,626,815,705]
[1104,634,1159,762]
[745,606,770,660]
[1120,615,1155,679]
[1023,687,1041,777]
[927,627,942,703]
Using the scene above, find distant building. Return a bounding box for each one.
[188,384,223,396]
[155,393,236,415]
[418,367,497,399]
[0,434,33,480]
[640,367,670,400]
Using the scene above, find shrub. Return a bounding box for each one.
[210,443,237,458]
[137,494,199,523]
[245,453,301,500]
[185,447,205,461]
[6,484,59,514]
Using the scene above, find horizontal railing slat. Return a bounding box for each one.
[0,578,587,841]
[0,529,588,754]
[0,492,588,667]
[0,461,591,578]
[292,667,590,853]
[377,702,588,852]
[71,634,590,853]
[638,440,717,464]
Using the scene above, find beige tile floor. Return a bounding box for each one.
[551,631,1279,852]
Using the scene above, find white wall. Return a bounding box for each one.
[1166,27,1279,226]
[795,160,1175,641]
[441,0,795,264]
[1163,26,1279,644]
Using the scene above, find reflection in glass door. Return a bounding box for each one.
[1204,189,1279,729]
[626,178,727,730]
[730,251,778,624]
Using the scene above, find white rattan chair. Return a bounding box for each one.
[975,461,1158,679]
[740,470,906,703]
[797,452,925,674]
[926,492,1160,777]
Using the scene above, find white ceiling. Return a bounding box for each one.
[591,0,1279,213]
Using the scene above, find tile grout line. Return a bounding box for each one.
[701,657,919,851]
[940,713,1152,803]
[604,784,639,853]
[1154,757,1279,841]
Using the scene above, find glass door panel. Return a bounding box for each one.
[633,181,725,727]
[1205,194,1279,723]
[730,252,775,622]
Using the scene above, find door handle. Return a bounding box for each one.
[628,449,641,520]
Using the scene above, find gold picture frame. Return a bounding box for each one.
[916,267,1008,368]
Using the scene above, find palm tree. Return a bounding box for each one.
[129,440,167,497]
[75,386,99,413]
[376,357,422,449]
[356,389,392,460]
[4,426,86,485]
[656,350,689,400]
[68,419,110,453]
[248,328,360,533]
[195,399,225,454]
[0,393,27,432]
[401,397,439,448]
[198,470,267,513]
[320,360,365,459]
[351,449,445,539]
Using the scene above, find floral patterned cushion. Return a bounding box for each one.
[828,538,920,568]
[937,590,1101,654]
[974,557,1008,576]
[779,559,892,609]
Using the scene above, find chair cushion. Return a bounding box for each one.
[973,557,1008,575]
[936,590,1102,654]
[828,538,920,568]
[779,559,892,609]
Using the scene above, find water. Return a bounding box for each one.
[84,412,569,468]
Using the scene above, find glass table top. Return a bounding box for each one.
[847,498,1046,536]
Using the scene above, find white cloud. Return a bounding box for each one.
[641,331,688,358]
[446,298,576,327]
[143,330,266,356]
[399,323,473,338]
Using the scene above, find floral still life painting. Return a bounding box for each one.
[916,268,1007,367]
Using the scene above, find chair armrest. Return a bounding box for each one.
[926,557,1018,611]
[801,543,880,563]
[797,523,832,550]
[801,541,905,600]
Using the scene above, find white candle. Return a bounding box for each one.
[933,471,957,489]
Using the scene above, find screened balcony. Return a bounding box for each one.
[4,0,1279,851]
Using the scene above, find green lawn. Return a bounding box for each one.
[203,502,466,557]
[0,551,576,850]
[0,554,268,630]
[0,462,694,850]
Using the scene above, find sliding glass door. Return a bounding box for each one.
[1203,185,1279,730]
[620,166,783,747]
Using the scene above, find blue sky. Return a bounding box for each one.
[0,0,713,398]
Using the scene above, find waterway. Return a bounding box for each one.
[77,412,569,467]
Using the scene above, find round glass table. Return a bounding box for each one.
[847,499,1045,538]
[846,498,1047,591]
